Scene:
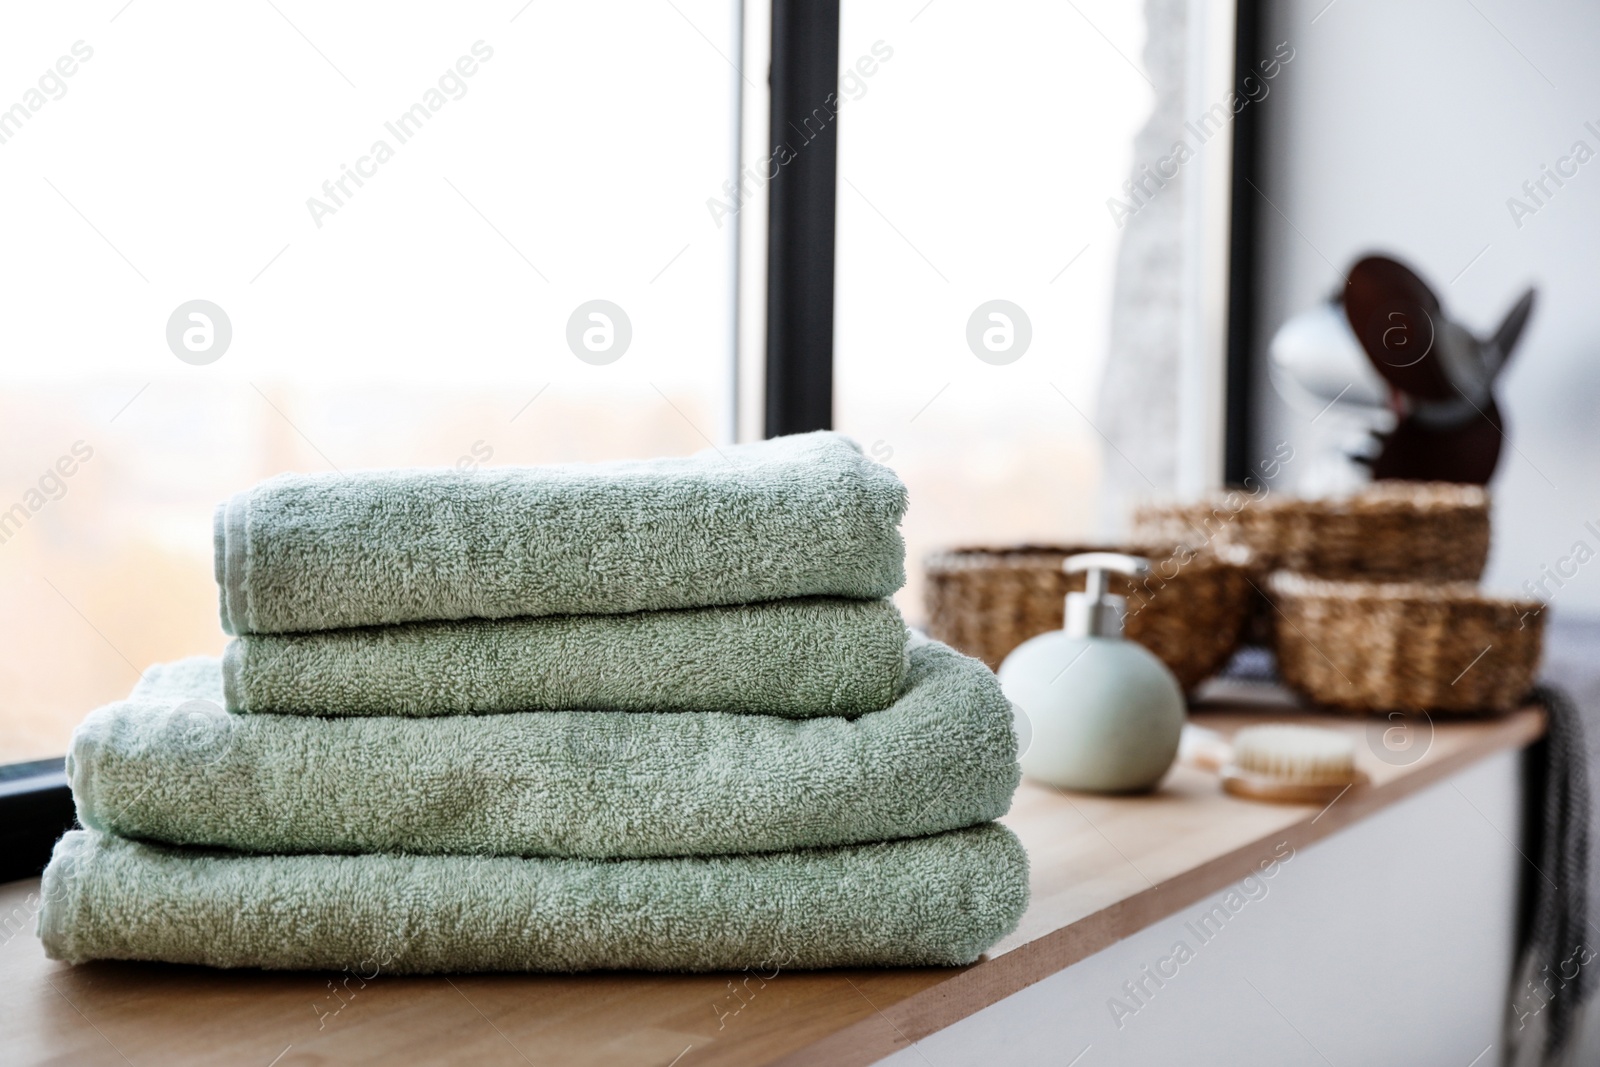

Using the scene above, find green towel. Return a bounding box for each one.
[223,597,909,718]
[39,824,1029,972]
[215,431,907,635]
[69,639,1019,859]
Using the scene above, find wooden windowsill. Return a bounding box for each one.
[0,694,1544,1067]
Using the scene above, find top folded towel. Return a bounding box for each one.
[214,432,907,635]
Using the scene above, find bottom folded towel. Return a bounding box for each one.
[39,824,1029,973]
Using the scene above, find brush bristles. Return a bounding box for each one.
[1232,725,1356,785]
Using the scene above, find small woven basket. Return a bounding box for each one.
[1132,482,1490,582]
[1268,571,1543,714]
[923,543,1253,690]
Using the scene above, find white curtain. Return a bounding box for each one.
[1095,0,1189,533]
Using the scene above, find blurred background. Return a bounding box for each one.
[0,1,1146,760]
[1249,0,1600,623]
[6,0,1600,771]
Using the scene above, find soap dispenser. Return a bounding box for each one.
[998,552,1185,793]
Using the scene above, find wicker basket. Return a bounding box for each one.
[923,543,1253,690]
[1132,482,1490,582]
[1268,571,1543,714]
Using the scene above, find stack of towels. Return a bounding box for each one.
[40,433,1029,973]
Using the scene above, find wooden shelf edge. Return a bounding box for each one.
[768,706,1546,1067]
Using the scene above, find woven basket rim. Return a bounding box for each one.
[1134,481,1489,521]
[1268,570,1539,610]
[924,542,1247,574]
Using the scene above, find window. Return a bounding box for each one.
[3,2,1247,882]
[0,1,742,763]
[833,0,1152,620]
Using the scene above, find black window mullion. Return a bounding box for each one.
[1224,0,1263,484]
[764,0,840,438]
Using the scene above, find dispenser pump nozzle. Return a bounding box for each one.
[1062,552,1150,639]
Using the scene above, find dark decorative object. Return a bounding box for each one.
[1342,254,1536,484]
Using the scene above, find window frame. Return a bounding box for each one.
[0,0,1257,885]
[763,0,839,437]
[1224,0,1263,485]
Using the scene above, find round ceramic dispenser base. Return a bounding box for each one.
[1220,765,1370,804]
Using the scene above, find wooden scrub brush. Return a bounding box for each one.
[1182,723,1370,804]
[1221,724,1370,803]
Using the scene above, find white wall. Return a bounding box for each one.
[879,748,1523,1065]
[1251,0,1600,615]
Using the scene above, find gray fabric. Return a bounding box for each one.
[1510,617,1600,1066]
[1511,685,1591,1062]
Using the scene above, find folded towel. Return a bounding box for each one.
[223,597,909,718]
[39,824,1028,972]
[69,638,1018,859]
[215,431,907,635]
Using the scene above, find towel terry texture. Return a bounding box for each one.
[68,639,1019,860]
[215,432,908,635]
[44,433,1030,974]
[39,824,1030,972]
[222,597,910,718]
